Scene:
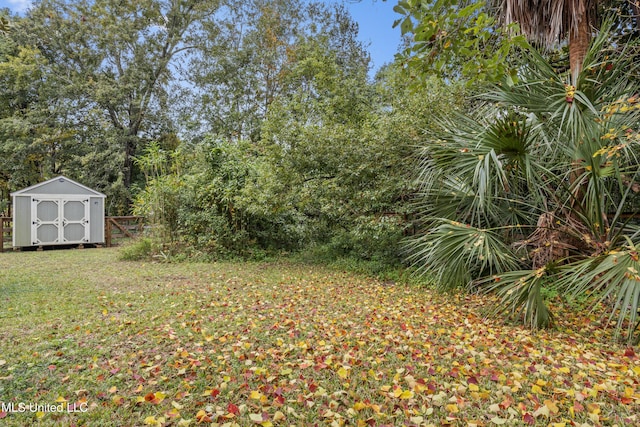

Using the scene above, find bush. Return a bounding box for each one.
[118,238,153,261]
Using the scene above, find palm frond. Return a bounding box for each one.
[422,110,551,227]
[558,241,640,343]
[478,267,555,329]
[406,220,520,291]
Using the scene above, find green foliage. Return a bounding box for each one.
[0,14,11,35]
[117,238,153,261]
[407,220,520,290]
[133,141,183,245]
[408,26,640,342]
[394,0,526,84]
[557,239,640,342]
[7,0,222,205]
[177,138,298,256]
[478,268,555,330]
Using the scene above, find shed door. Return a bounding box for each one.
[31,197,90,245]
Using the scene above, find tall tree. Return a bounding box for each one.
[499,0,598,83]
[0,19,82,201]
[20,0,221,195]
[188,0,369,142]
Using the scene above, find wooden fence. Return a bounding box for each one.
[0,217,10,252]
[105,216,144,247]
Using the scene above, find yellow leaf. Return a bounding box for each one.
[586,403,600,414]
[399,390,414,399]
[171,401,183,410]
[531,384,544,394]
[144,416,159,426]
[468,383,479,392]
[544,399,559,414]
[624,387,634,398]
[445,403,459,413]
[36,412,45,419]
[108,386,118,394]
[337,366,349,379]
[195,409,208,422]
[250,390,263,400]
[153,392,166,403]
[261,422,273,427]
[536,379,547,387]
[273,411,286,422]
[353,401,367,411]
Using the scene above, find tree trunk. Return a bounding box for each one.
[123,134,138,197]
[568,14,590,85]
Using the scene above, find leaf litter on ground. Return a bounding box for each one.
[0,248,638,426]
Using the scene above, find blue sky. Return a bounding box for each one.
[0,0,31,13]
[1,0,401,72]
[339,0,402,72]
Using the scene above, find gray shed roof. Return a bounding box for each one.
[11,176,106,197]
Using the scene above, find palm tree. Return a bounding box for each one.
[499,0,598,84]
[409,25,640,342]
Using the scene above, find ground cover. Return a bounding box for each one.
[0,248,638,426]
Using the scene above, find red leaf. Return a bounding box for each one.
[500,396,513,409]
[210,389,220,398]
[227,403,239,415]
[624,348,635,358]
[144,393,155,402]
[0,411,7,419]
[523,413,535,425]
[467,376,478,385]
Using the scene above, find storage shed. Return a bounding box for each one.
[11,176,106,248]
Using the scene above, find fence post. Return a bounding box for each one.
[0,217,8,252]
[105,218,112,247]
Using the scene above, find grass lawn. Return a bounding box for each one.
[0,248,638,426]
